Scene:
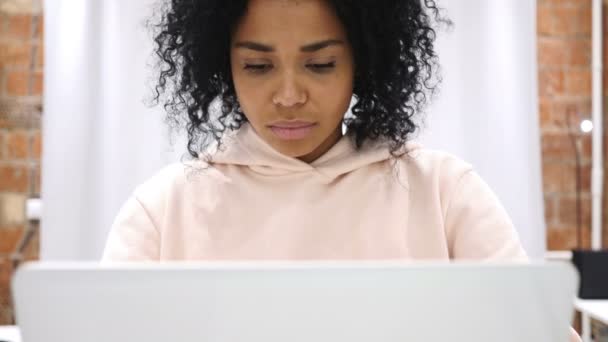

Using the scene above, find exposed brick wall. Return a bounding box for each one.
[538,0,608,250]
[0,0,42,325]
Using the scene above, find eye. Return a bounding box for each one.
[244,64,273,74]
[307,62,336,73]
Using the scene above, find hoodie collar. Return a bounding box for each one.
[208,123,405,183]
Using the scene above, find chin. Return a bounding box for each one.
[269,140,318,159]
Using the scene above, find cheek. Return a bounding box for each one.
[231,60,261,117]
[232,77,267,119]
[313,74,354,116]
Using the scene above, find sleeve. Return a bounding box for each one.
[444,170,528,261]
[443,168,582,340]
[101,195,160,261]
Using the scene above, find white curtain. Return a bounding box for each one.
[42,0,183,259]
[417,0,545,258]
[42,0,545,260]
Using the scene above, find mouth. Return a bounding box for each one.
[267,120,318,140]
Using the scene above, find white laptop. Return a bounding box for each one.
[11,261,578,342]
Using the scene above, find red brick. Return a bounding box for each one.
[580,163,591,193]
[576,5,592,36]
[35,43,43,68]
[0,165,28,192]
[604,3,608,33]
[569,39,591,66]
[604,70,608,96]
[538,4,553,36]
[555,0,590,6]
[544,195,557,224]
[5,71,29,96]
[7,15,32,40]
[31,71,43,96]
[539,69,565,97]
[553,6,592,37]
[6,130,28,159]
[23,223,39,260]
[540,99,592,131]
[550,7,569,36]
[0,227,23,254]
[0,257,11,289]
[0,132,4,160]
[0,13,5,31]
[30,130,41,160]
[547,225,591,250]
[0,43,31,68]
[543,162,574,194]
[539,99,552,127]
[541,131,592,161]
[31,163,40,196]
[604,132,608,161]
[541,132,576,160]
[539,38,591,67]
[0,225,38,326]
[580,134,592,161]
[0,255,15,325]
[539,0,605,252]
[564,69,592,96]
[542,162,591,194]
[36,15,43,39]
[538,39,569,67]
[604,35,608,69]
[558,194,591,227]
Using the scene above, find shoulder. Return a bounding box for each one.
[391,143,480,217]
[131,162,187,201]
[135,158,223,193]
[397,143,474,188]
[131,160,221,213]
[397,144,527,260]
[134,163,186,194]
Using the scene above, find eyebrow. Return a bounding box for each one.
[234,39,344,53]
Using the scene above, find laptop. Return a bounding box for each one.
[12,261,578,342]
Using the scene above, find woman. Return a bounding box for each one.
[104,0,526,260]
[103,0,527,261]
[102,1,581,339]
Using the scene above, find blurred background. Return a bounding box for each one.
[0,0,607,335]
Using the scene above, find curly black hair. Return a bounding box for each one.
[151,0,448,158]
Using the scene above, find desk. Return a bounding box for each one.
[0,326,20,342]
[575,299,608,342]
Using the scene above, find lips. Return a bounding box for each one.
[267,120,317,140]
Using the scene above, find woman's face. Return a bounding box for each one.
[230,0,355,163]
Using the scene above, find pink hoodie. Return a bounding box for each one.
[102,124,584,340]
[102,123,527,261]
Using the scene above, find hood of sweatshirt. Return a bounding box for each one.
[208,123,413,183]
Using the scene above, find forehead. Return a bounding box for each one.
[232,0,347,44]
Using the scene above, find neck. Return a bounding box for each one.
[297,125,343,163]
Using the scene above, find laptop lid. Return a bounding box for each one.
[12,261,578,342]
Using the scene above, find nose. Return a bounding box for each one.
[272,72,307,107]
